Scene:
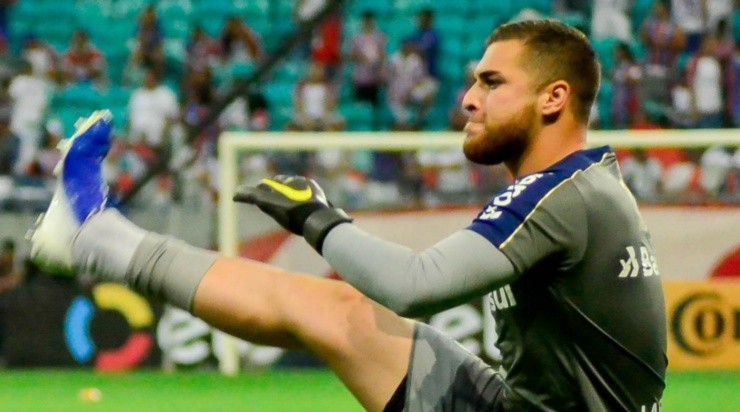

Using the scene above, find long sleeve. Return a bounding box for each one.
[322,224,518,317]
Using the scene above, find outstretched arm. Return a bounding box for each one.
[324,225,516,317]
[236,175,517,317]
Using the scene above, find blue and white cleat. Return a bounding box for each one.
[29,110,113,274]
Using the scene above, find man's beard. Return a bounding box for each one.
[463,103,536,166]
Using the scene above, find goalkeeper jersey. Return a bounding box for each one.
[468,146,667,411]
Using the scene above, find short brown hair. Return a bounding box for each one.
[486,20,600,123]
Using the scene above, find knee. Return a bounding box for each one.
[290,281,379,350]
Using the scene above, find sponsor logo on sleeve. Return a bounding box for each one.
[618,245,660,278]
[479,173,545,221]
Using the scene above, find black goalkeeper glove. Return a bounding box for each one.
[233,175,353,254]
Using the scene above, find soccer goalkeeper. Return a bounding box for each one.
[31,21,666,411]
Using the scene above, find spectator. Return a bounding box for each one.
[128,67,179,149]
[669,72,694,127]
[710,18,735,126]
[700,145,734,196]
[671,0,706,54]
[60,30,106,87]
[30,119,62,177]
[310,13,342,82]
[218,90,270,133]
[706,0,734,34]
[130,5,165,78]
[0,116,17,175]
[0,1,14,39]
[448,61,477,132]
[0,32,16,83]
[20,34,57,82]
[732,41,740,127]
[621,149,664,201]
[220,16,264,66]
[407,8,441,79]
[0,239,15,281]
[184,26,221,79]
[591,0,632,41]
[294,0,327,59]
[686,36,723,128]
[183,68,219,158]
[296,0,326,22]
[641,2,685,70]
[386,38,438,130]
[611,42,643,128]
[417,148,474,206]
[349,11,386,116]
[0,237,20,365]
[8,61,50,175]
[640,1,685,109]
[288,63,344,132]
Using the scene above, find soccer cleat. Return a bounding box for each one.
[29,110,113,274]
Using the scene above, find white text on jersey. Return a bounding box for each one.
[479,173,545,220]
[618,246,660,278]
[489,285,517,311]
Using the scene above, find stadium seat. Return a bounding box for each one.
[633,0,656,31]
[104,86,133,107]
[273,61,303,84]
[394,0,435,15]
[597,79,614,129]
[436,15,467,37]
[194,0,236,20]
[264,81,294,109]
[524,0,554,15]
[340,101,374,131]
[468,0,515,21]
[109,0,148,20]
[55,107,92,135]
[75,2,109,33]
[235,0,270,17]
[349,0,393,18]
[425,103,450,131]
[109,106,129,132]
[56,84,104,116]
[196,15,227,37]
[592,37,619,75]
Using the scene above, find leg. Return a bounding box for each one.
[68,210,412,412]
[29,110,413,411]
[192,257,414,411]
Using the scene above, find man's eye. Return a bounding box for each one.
[485,80,501,89]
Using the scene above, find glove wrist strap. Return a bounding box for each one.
[304,208,353,254]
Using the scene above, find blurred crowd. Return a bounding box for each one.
[0,0,737,214]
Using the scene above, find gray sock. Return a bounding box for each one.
[73,209,218,311]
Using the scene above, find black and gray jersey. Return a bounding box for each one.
[468,146,667,411]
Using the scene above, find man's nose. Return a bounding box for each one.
[461,87,478,114]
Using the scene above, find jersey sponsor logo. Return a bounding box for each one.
[618,245,660,278]
[479,173,545,220]
[488,285,517,312]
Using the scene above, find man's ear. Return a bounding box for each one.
[539,80,570,117]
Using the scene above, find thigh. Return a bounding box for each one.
[404,323,505,412]
[285,278,415,412]
[193,257,414,412]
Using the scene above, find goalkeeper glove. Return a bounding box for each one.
[233,175,352,254]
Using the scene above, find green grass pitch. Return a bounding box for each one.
[0,369,737,411]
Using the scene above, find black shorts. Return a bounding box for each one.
[354,84,380,106]
[386,322,506,411]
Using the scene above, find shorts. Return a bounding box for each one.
[353,84,380,106]
[391,322,506,411]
